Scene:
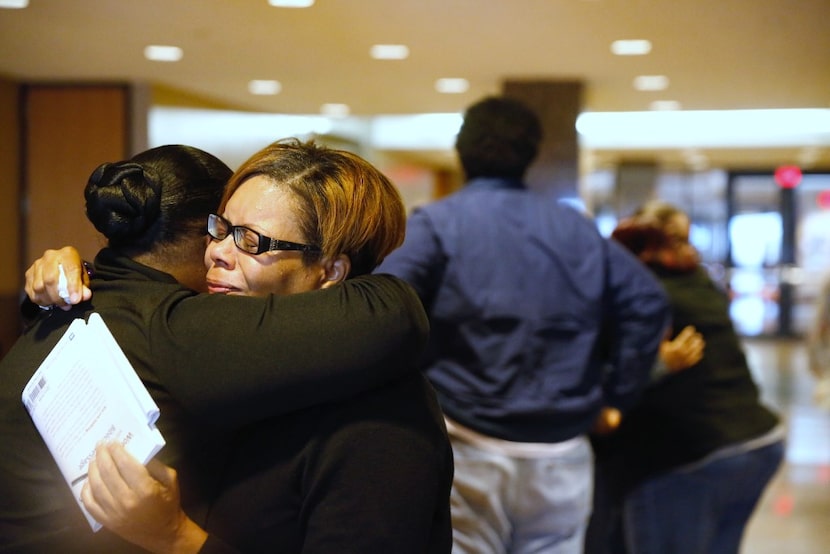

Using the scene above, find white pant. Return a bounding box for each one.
[449,434,593,554]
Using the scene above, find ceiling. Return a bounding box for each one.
[2,0,829,172]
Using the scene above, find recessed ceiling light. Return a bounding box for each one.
[248,80,282,95]
[611,39,652,56]
[0,0,28,8]
[435,78,469,94]
[650,100,681,111]
[268,0,314,7]
[370,44,409,60]
[320,103,350,117]
[144,45,183,62]
[633,75,669,91]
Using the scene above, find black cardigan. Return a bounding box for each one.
[0,248,431,553]
[593,266,780,494]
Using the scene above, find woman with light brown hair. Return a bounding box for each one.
[24,139,453,553]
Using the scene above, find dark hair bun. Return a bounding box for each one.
[84,161,162,245]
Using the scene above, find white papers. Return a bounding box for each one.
[21,313,165,531]
[57,263,72,304]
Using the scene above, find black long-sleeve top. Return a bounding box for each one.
[0,248,430,553]
[593,265,780,494]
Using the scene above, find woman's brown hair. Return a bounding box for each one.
[220,139,406,277]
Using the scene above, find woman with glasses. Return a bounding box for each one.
[14,140,452,553]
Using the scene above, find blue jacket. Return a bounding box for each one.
[377,177,670,443]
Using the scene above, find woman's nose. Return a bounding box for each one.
[207,234,237,268]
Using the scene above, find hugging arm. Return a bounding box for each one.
[25,249,430,428]
[25,247,91,308]
[160,274,429,428]
[655,325,705,378]
[601,239,671,411]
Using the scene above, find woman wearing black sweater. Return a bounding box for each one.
[592,200,785,554]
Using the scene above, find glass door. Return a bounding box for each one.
[726,173,784,337]
[727,171,830,337]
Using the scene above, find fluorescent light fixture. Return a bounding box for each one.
[371,113,464,150]
[370,44,410,60]
[320,103,350,117]
[148,107,334,165]
[650,100,681,111]
[0,0,28,8]
[435,78,469,94]
[576,109,830,149]
[248,80,282,95]
[611,39,652,56]
[633,75,669,91]
[268,0,314,7]
[144,45,183,62]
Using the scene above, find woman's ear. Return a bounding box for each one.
[320,254,351,288]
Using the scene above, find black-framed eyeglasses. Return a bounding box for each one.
[207,213,321,255]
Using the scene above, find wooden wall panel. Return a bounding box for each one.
[24,85,129,266]
[0,78,21,358]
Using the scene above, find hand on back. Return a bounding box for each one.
[24,246,91,309]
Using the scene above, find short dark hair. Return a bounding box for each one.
[455,96,542,179]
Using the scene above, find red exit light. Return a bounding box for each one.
[775,165,802,188]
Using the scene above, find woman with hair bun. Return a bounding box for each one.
[3,142,447,553]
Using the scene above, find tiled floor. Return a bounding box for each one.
[740,338,830,553]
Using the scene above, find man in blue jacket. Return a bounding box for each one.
[377,96,670,554]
